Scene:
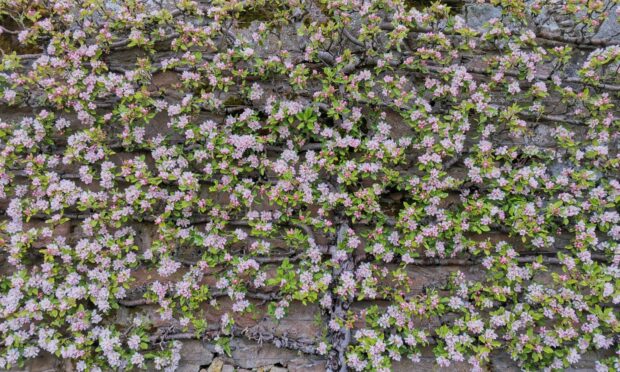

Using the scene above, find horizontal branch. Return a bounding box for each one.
[118,289,281,308]
[402,252,610,266]
[379,22,617,50]
[149,324,319,355]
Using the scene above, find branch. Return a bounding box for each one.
[118,289,281,308]
[536,30,620,48]
[149,324,319,355]
[399,253,610,266]
[342,28,365,48]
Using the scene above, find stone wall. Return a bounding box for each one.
[1,0,619,371]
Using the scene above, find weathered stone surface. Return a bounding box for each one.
[254,302,323,340]
[527,123,557,147]
[229,338,299,369]
[489,352,521,372]
[594,4,620,42]
[180,341,214,367]
[534,7,561,34]
[0,352,59,372]
[206,358,225,372]
[392,359,471,371]
[269,367,289,372]
[177,365,203,372]
[287,357,327,372]
[465,4,502,30]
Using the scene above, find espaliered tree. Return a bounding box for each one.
[0,0,619,371]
